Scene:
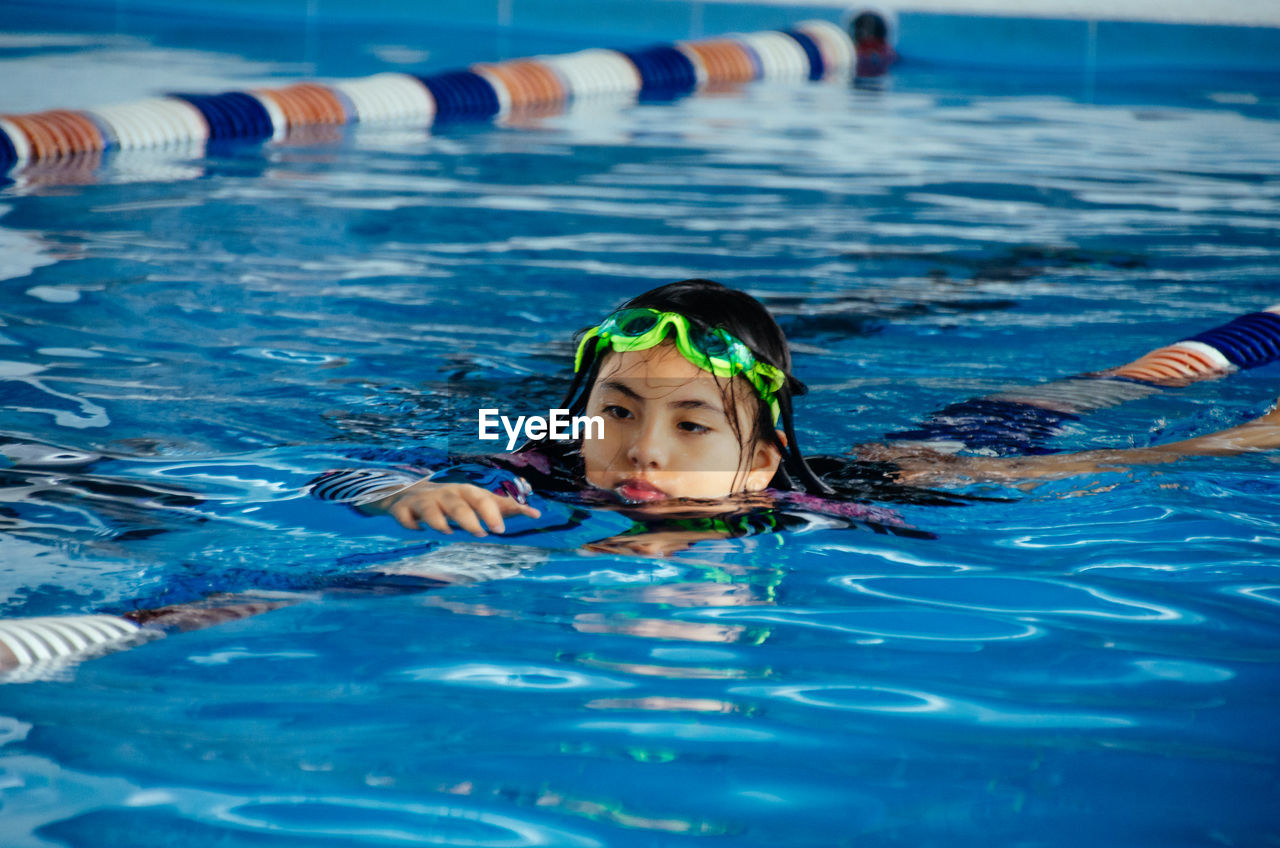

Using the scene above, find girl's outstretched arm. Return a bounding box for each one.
[310,466,541,536]
[868,397,1280,487]
[368,479,541,536]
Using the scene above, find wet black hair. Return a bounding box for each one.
[546,278,834,494]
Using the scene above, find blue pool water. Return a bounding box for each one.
[2,6,1280,846]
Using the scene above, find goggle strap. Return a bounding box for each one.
[574,327,603,372]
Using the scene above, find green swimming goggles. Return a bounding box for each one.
[574,308,786,424]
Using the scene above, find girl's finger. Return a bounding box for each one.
[471,496,507,535]
[444,501,488,537]
[417,501,453,535]
[497,498,542,519]
[390,502,424,531]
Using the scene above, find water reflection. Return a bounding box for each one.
[403,662,630,691]
[572,613,751,644]
[833,574,1188,622]
[733,682,1133,729]
[585,696,737,713]
[571,655,755,680]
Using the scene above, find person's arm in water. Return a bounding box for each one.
[870,397,1280,487]
[310,466,542,537]
[364,479,541,536]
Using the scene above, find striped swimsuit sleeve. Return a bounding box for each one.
[0,615,148,682]
[309,467,429,506]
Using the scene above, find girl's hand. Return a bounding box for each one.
[376,480,541,536]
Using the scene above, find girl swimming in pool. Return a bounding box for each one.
[325,278,1280,537]
[348,279,821,535]
[5,278,1280,675]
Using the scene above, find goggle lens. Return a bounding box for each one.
[613,309,660,335]
[697,330,731,358]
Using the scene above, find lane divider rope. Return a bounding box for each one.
[0,20,862,171]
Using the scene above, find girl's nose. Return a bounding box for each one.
[626,421,668,469]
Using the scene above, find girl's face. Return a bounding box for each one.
[580,343,782,502]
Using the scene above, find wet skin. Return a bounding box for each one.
[579,344,782,502]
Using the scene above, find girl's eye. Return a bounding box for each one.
[678,421,709,433]
[604,405,632,420]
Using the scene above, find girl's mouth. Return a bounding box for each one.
[615,478,668,502]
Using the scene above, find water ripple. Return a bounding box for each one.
[570,719,781,743]
[212,796,602,847]
[1229,584,1280,607]
[403,663,631,692]
[832,575,1191,622]
[684,607,1041,643]
[733,683,1133,729]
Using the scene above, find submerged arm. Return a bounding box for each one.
[872,398,1280,487]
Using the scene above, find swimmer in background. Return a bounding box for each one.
[850,10,897,78]
[330,278,1280,548]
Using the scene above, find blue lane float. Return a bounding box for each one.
[417,71,503,122]
[784,29,827,80]
[171,92,275,142]
[622,45,700,97]
[0,124,16,169]
[1188,311,1280,369]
